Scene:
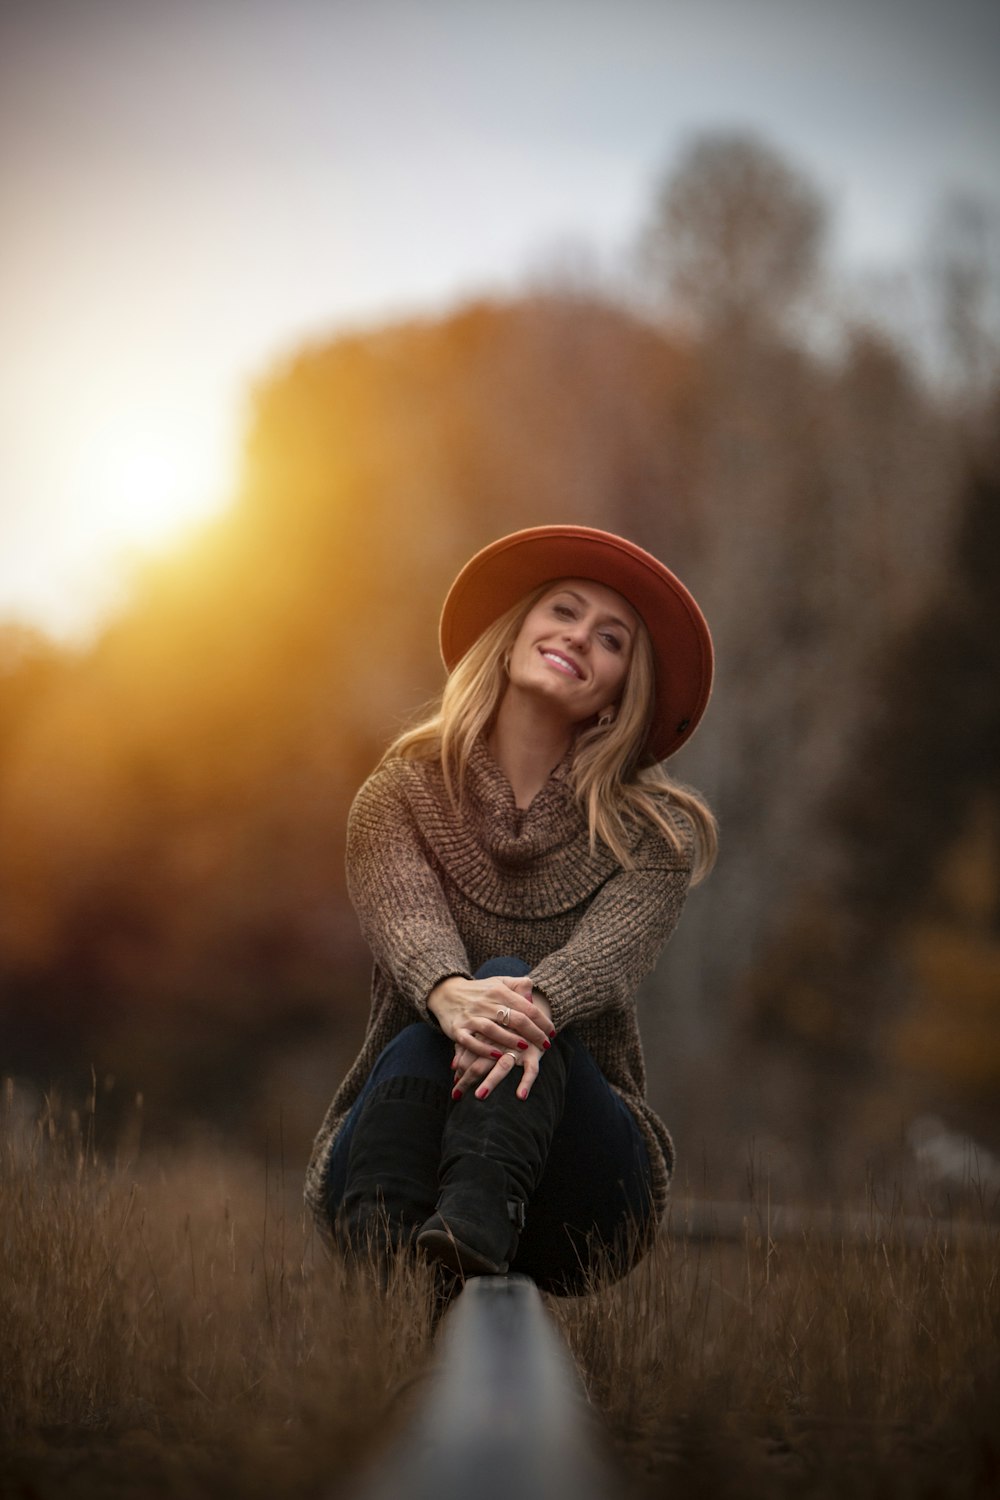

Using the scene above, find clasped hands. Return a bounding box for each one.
[427,974,555,1103]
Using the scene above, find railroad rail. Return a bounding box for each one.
[352,1274,616,1500]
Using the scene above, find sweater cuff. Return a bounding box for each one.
[527,959,582,1031]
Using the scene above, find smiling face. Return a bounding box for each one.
[505,578,637,727]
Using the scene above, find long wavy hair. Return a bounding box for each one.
[387,583,717,882]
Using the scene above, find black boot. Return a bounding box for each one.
[335,1075,448,1264]
[416,1046,568,1276]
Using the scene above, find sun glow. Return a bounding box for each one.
[77,407,232,553]
[0,382,240,642]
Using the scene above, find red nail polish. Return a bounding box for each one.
[549,1030,556,1039]
[518,1089,527,1100]
[452,1088,462,1101]
[517,1040,529,1050]
[475,1086,488,1100]
[490,1050,503,1059]
[543,1040,550,1050]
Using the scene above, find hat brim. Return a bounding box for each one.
[439,525,713,761]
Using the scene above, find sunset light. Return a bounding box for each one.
[0,386,237,640]
[74,405,233,554]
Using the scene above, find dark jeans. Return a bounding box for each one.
[322,958,655,1293]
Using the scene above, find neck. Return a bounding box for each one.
[487,687,574,809]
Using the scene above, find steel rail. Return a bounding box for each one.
[352,1274,617,1500]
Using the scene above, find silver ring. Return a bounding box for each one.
[504,1051,518,1062]
[496,1006,511,1026]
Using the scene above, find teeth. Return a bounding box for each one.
[542,650,580,677]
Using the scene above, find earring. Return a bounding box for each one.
[597,709,616,728]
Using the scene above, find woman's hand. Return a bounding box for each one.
[431,972,554,1092]
[438,980,554,1101]
[451,1040,545,1102]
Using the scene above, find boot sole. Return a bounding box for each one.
[416,1225,508,1277]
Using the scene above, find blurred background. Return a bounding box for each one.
[2,0,998,1202]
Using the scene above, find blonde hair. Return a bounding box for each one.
[388,585,717,882]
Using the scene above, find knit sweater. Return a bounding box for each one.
[303,738,694,1224]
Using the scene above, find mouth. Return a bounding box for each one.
[539,648,584,680]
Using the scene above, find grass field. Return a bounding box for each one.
[2,1083,998,1498]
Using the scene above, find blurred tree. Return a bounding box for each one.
[743,437,1000,1171]
[0,625,66,770]
[639,130,827,342]
[898,795,1000,1109]
[630,136,968,1171]
[925,192,1000,400]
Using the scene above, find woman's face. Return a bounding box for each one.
[506,579,637,726]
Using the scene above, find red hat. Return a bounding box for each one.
[439,525,713,760]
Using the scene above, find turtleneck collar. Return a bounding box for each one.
[391,737,620,917]
[463,737,575,856]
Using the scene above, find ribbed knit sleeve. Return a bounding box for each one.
[345,763,472,1019]
[528,843,693,1031]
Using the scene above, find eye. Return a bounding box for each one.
[552,603,575,619]
[599,632,623,653]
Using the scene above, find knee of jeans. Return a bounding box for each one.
[551,1023,581,1052]
[551,1025,590,1081]
[474,955,531,980]
[368,1023,451,1083]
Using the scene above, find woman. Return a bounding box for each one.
[304,525,716,1294]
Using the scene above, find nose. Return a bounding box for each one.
[562,619,589,651]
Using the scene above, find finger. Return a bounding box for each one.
[492,980,544,1020]
[452,1031,507,1091]
[493,977,532,1000]
[455,1025,508,1060]
[455,1054,495,1092]
[473,1050,520,1101]
[484,1013,552,1054]
[524,999,557,1041]
[478,979,553,1034]
[515,1050,541,1101]
[484,979,550,1030]
[498,976,533,1001]
[477,1002,552,1051]
[496,993,555,1047]
[468,1003,522,1050]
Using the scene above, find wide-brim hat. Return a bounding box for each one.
[439,524,713,761]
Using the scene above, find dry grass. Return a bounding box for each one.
[2,1081,998,1499]
[0,1082,437,1499]
[557,1219,1000,1497]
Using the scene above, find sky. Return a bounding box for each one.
[2,0,998,641]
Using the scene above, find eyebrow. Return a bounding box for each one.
[556,588,635,636]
